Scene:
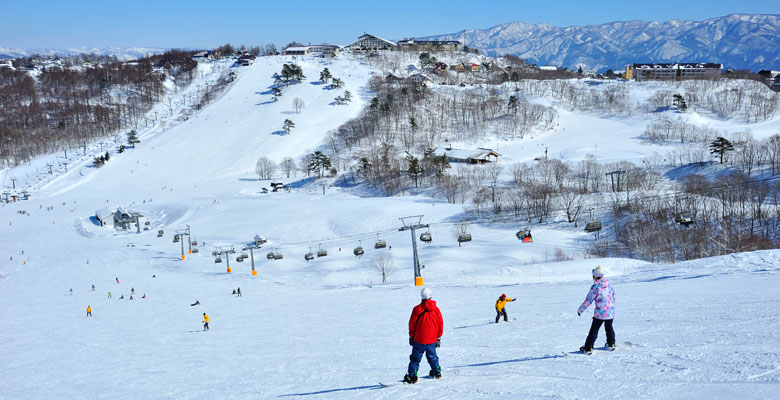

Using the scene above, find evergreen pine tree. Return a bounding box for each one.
[127,130,140,147]
[282,119,295,134]
[405,152,423,187]
[710,137,734,164]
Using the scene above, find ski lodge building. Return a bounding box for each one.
[434,147,501,164]
[625,63,722,81]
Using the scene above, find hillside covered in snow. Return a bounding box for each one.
[1,53,780,399]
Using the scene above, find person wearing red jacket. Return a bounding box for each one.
[404,287,443,384]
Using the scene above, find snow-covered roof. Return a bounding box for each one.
[633,63,721,70]
[357,33,396,46]
[434,147,501,161]
[284,47,310,52]
[95,208,113,219]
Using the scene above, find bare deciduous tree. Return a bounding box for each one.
[280,157,296,178]
[292,97,305,114]
[255,157,277,180]
[369,250,394,283]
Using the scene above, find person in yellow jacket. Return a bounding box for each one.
[86,305,92,317]
[495,294,515,323]
[202,313,210,331]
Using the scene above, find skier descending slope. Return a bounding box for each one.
[577,265,616,354]
[404,287,443,383]
[495,293,515,323]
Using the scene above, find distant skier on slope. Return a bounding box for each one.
[190,300,200,306]
[577,265,616,354]
[495,293,515,323]
[404,287,443,384]
[202,313,210,331]
[86,305,92,317]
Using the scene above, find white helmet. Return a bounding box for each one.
[421,287,432,300]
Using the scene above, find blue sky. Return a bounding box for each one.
[2,0,778,49]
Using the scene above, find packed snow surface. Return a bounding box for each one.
[1,56,779,399]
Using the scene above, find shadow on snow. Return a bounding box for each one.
[279,384,384,396]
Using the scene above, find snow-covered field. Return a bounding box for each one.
[1,55,779,399]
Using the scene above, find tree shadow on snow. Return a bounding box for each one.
[453,354,566,368]
[280,384,384,396]
[271,130,287,136]
[256,90,273,96]
[256,100,276,106]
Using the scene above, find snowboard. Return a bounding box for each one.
[379,370,459,387]
[563,341,632,356]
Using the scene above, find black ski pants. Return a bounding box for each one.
[584,318,615,349]
[495,308,508,323]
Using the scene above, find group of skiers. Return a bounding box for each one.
[403,265,616,383]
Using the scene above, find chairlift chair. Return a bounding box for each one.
[273,253,283,260]
[457,233,472,243]
[353,246,364,257]
[236,256,244,262]
[420,232,432,243]
[584,221,602,233]
[212,250,219,256]
[215,256,222,263]
[317,244,327,257]
[191,248,199,253]
[374,234,387,249]
[305,252,314,261]
[173,234,180,243]
[157,229,164,237]
[266,252,275,260]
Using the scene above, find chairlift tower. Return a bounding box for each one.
[216,246,236,273]
[174,225,191,260]
[399,215,429,286]
[242,242,262,276]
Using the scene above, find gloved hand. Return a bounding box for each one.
[577,311,581,316]
[409,337,413,346]
[436,338,441,348]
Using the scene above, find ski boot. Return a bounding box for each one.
[429,366,442,379]
[403,373,418,384]
[606,342,616,351]
[579,346,593,355]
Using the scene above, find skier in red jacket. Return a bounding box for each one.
[404,287,444,383]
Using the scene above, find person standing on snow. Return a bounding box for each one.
[202,313,210,331]
[495,293,515,323]
[237,287,241,297]
[577,265,616,354]
[404,287,443,384]
[86,305,92,317]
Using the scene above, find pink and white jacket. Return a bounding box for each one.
[577,278,615,320]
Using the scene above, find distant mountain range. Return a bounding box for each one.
[0,46,168,61]
[422,13,780,72]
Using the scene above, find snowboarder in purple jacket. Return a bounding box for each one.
[577,265,616,353]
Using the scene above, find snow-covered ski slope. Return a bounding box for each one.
[1,56,780,399]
